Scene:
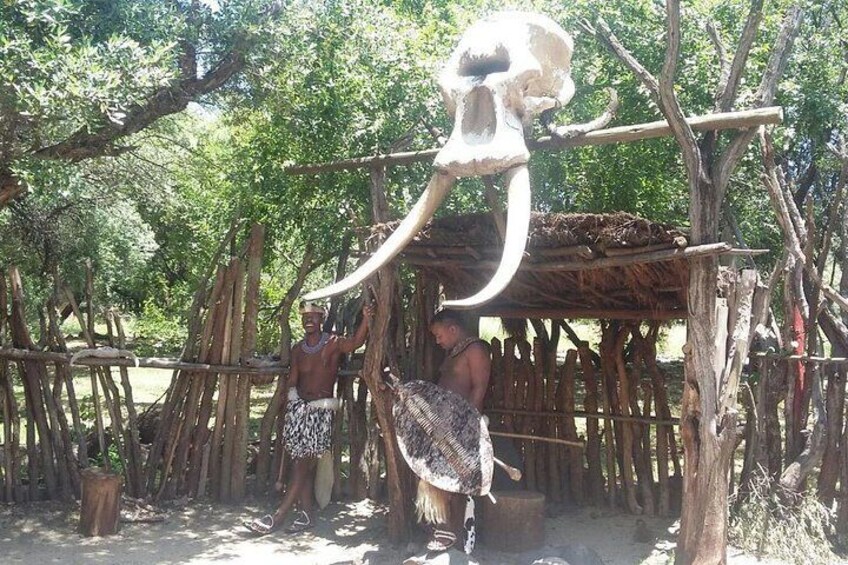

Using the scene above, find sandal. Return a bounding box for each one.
[285,510,313,534]
[426,528,457,552]
[243,514,275,534]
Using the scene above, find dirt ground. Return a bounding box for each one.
[1,498,793,565]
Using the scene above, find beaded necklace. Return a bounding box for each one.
[301,332,330,355]
[448,336,479,358]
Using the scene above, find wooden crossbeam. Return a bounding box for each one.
[0,347,358,377]
[285,106,782,175]
[475,307,687,320]
[404,241,733,272]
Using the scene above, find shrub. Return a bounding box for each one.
[133,300,186,356]
[730,467,837,564]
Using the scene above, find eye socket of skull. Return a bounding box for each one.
[457,46,511,77]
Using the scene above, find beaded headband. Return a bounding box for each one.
[299,301,326,316]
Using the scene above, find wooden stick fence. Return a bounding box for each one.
[485,320,683,516]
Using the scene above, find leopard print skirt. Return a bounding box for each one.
[283,397,335,459]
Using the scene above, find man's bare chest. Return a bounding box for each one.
[438,356,472,398]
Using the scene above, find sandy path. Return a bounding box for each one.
[1,498,787,564]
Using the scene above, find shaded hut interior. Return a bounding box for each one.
[376,211,741,515]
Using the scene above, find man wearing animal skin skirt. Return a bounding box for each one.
[419,309,491,553]
[245,300,373,534]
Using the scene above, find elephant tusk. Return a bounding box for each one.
[304,172,456,301]
[443,164,530,309]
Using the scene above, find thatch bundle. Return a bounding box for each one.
[373,212,693,319]
[373,211,685,251]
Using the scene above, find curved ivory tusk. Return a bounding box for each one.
[304,172,456,301]
[443,165,530,309]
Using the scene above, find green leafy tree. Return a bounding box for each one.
[0,0,282,207]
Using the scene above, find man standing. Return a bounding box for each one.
[419,308,491,552]
[246,300,372,534]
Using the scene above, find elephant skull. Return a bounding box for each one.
[435,11,575,177]
[305,12,576,309]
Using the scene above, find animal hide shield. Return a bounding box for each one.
[392,380,494,496]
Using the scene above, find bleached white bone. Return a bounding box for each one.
[70,347,139,367]
[304,12,577,308]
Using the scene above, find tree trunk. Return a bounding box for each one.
[361,164,411,541]
[79,467,122,536]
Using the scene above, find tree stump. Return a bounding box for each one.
[480,490,545,552]
[79,467,122,536]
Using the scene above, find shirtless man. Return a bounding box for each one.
[418,308,491,553]
[246,300,372,534]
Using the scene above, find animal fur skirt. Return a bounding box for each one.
[416,480,451,525]
[283,397,335,459]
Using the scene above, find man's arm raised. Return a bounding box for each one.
[336,304,374,354]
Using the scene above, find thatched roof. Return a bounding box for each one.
[372,212,730,320]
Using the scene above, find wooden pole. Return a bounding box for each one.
[484,407,680,426]
[285,107,783,175]
[517,340,535,491]
[489,431,584,447]
[531,339,546,496]
[599,322,620,508]
[220,258,246,501]
[167,262,233,498]
[613,324,641,514]
[578,345,605,505]
[111,313,144,498]
[360,164,412,541]
[628,346,655,516]
[636,327,671,515]
[10,267,59,497]
[0,275,21,502]
[146,265,223,495]
[0,348,298,375]
[543,328,561,504]
[48,283,87,474]
[502,338,517,433]
[208,259,239,499]
[232,224,263,499]
[64,286,109,473]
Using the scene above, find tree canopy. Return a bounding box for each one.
[0,0,845,341]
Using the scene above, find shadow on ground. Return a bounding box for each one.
[0,497,692,565]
